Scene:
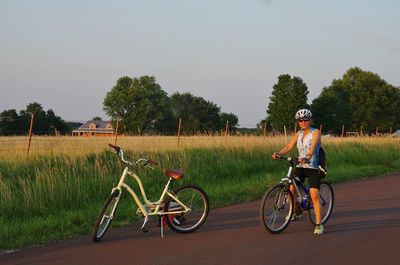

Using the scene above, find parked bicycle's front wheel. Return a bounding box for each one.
[259,183,293,234]
[164,184,209,233]
[92,189,121,242]
[307,181,334,225]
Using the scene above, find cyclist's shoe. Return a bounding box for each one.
[290,205,303,221]
[285,213,300,222]
[285,212,290,221]
[314,224,324,235]
[291,213,301,221]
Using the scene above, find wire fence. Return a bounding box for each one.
[1,113,398,157]
[0,133,398,158]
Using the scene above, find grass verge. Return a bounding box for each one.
[0,138,399,250]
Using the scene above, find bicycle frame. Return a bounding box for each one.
[280,160,304,205]
[112,166,190,218]
[280,158,328,210]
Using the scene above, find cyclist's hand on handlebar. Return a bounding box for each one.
[272,152,281,160]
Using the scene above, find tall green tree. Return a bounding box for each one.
[46,109,69,134]
[266,74,309,132]
[170,92,221,134]
[219,112,239,133]
[0,103,68,135]
[311,67,400,134]
[19,102,48,133]
[0,109,22,135]
[103,76,171,134]
[310,85,352,134]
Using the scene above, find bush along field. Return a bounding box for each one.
[0,137,399,250]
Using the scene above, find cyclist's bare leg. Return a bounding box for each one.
[310,188,321,224]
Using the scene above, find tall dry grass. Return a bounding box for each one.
[0,135,285,159]
[2,134,398,159]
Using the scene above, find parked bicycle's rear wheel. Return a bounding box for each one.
[307,181,334,225]
[92,189,121,242]
[164,185,209,233]
[260,183,293,234]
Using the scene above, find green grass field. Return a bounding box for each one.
[1,137,399,250]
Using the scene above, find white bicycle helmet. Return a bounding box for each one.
[295,109,312,120]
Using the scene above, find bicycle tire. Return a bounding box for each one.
[307,181,334,225]
[92,189,121,242]
[259,183,293,234]
[164,184,209,233]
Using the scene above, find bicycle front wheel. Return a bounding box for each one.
[307,181,334,225]
[259,183,293,234]
[164,184,209,233]
[92,189,121,242]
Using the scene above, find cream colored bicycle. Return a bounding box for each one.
[92,144,209,241]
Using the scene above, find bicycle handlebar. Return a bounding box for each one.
[108,144,158,168]
[108,143,121,153]
[273,155,310,165]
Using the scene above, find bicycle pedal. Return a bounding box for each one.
[141,227,149,233]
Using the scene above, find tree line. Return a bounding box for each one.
[103,75,238,135]
[0,102,71,135]
[1,66,399,136]
[262,67,400,135]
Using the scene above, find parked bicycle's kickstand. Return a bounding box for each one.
[140,216,149,233]
[160,216,165,238]
[140,215,166,238]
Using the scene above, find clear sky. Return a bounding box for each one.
[1,0,399,127]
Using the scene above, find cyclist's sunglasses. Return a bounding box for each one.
[298,119,310,122]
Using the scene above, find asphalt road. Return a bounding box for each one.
[1,173,400,265]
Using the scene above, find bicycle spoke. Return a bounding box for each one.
[164,185,209,233]
[260,184,293,233]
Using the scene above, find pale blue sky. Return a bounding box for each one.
[1,0,399,127]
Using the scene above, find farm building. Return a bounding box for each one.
[72,120,114,136]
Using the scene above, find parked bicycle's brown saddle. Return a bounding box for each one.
[165,169,184,180]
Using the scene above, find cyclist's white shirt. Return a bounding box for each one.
[296,128,320,169]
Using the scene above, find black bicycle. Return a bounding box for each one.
[259,156,334,233]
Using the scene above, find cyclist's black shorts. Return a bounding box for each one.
[294,167,321,189]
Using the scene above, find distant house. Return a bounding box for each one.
[72,120,114,136]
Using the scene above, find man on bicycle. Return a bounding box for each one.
[272,109,324,235]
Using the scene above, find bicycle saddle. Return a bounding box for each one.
[165,169,184,180]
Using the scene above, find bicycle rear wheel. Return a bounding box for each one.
[307,181,334,225]
[259,183,293,234]
[164,184,209,233]
[92,189,121,242]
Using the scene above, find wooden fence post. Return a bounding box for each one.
[320,124,323,133]
[375,126,378,136]
[263,122,267,143]
[114,119,120,146]
[224,120,229,138]
[27,113,34,156]
[360,125,363,137]
[341,125,345,138]
[177,118,182,147]
[284,125,287,144]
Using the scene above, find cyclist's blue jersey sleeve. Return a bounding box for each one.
[296,127,320,169]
